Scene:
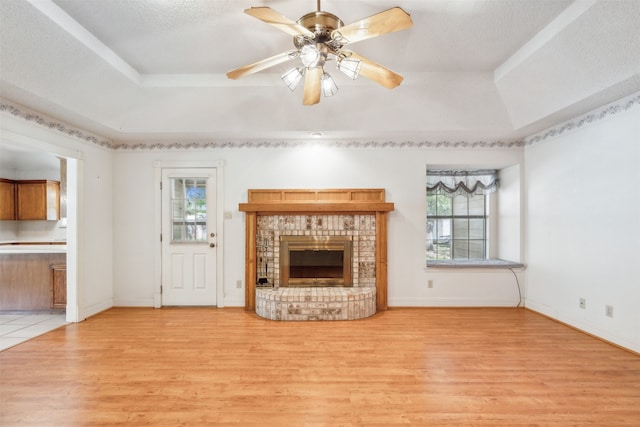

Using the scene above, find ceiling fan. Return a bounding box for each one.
[226,1,413,105]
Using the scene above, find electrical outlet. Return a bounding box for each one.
[427,280,433,288]
[236,280,242,289]
[579,298,586,309]
[605,305,614,318]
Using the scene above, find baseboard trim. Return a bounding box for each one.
[222,298,245,308]
[389,297,520,307]
[79,299,113,321]
[525,307,639,356]
[113,298,154,307]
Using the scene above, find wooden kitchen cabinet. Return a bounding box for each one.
[17,180,60,220]
[51,264,67,309]
[0,252,66,310]
[0,178,16,220]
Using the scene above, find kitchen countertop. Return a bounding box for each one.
[0,242,67,254]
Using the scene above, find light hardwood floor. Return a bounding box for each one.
[1,307,639,426]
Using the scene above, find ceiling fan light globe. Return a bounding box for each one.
[281,67,304,91]
[300,44,322,68]
[321,73,339,97]
[337,57,362,80]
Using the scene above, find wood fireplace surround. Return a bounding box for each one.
[239,189,394,312]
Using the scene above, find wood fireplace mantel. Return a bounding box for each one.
[239,189,394,311]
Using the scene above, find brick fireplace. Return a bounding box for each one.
[239,189,394,320]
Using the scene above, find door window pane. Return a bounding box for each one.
[170,178,207,242]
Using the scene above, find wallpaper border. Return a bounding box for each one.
[524,92,640,146]
[0,99,523,150]
[3,92,639,151]
[110,140,524,150]
[0,101,113,149]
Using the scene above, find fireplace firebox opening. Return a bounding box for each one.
[280,236,352,287]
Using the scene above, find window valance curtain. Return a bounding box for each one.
[427,169,499,196]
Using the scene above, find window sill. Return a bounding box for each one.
[427,259,525,269]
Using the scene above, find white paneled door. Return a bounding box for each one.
[161,168,217,306]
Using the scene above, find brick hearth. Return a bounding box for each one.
[256,287,376,321]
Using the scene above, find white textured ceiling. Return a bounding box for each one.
[0,0,639,145]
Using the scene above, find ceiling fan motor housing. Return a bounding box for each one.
[295,11,344,49]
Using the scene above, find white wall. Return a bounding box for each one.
[112,146,523,308]
[76,147,114,319]
[15,220,66,242]
[497,164,522,262]
[524,103,640,352]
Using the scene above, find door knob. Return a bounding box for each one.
[210,233,216,237]
[209,243,216,248]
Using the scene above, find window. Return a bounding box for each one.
[170,177,207,242]
[426,170,498,262]
[427,190,487,260]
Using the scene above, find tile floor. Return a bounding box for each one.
[0,312,68,351]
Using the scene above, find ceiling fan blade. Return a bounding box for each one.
[245,7,314,38]
[303,67,322,105]
[331,7,412,45]
[347,51,404,89]
[226,50,298,80]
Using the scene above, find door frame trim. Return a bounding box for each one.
[153,160,225,308]
[0,130,83,323]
